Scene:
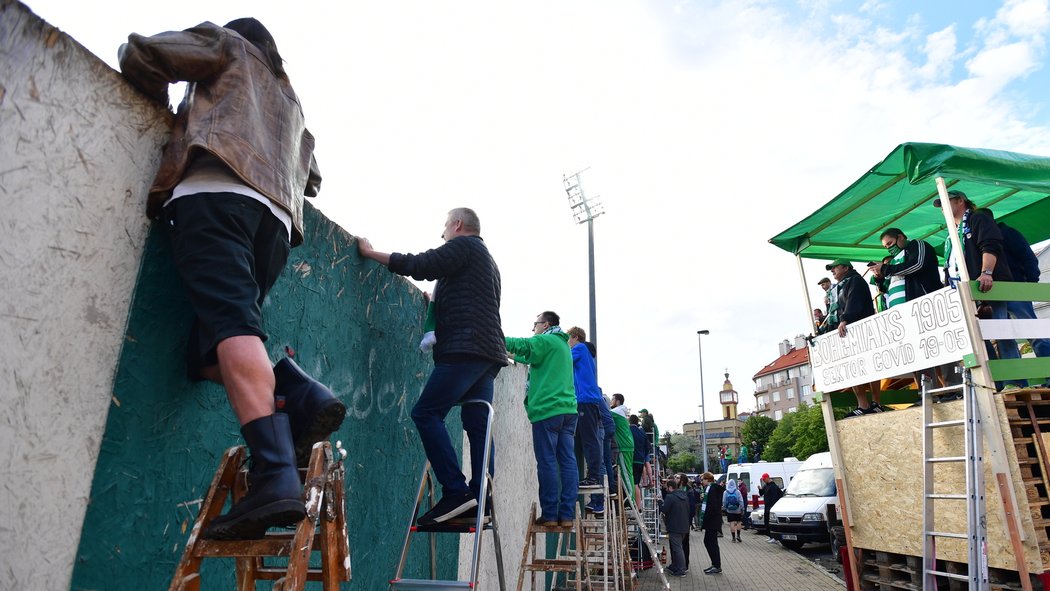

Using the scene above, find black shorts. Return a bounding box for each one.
[726,513,742,522]
[164,192,290,379]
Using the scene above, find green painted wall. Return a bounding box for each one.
[71,203,460,590]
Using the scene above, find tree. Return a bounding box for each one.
[667,451,699,473]
[741,414,777,453]
[762,410,801,462]
[669,433,700,456]
[788,402,829,459]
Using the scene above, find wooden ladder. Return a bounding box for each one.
[516,502,588,591]
[169,441,351,591]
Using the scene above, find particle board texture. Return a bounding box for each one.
[836,396,1044,576]
[71,208,532,591]
[0,2,169,589]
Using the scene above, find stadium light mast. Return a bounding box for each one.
[563,169,605,350]
[697,329,711,473]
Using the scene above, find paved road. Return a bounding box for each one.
[633,529,845,591]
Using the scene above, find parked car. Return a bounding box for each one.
[767,452,847,557]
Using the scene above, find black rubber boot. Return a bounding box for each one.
[274,357,346,467]
[202,413,305,540]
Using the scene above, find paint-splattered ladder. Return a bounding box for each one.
[168,441,351,591]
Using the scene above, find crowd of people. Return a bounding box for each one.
[813,189,1048,417]
[657,469,785,576]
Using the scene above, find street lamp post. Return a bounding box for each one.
[564,170,604,349]
[697,329,710,473]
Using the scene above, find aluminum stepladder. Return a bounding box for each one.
[574,476,621,590]
[169,441,351,591]
[621,468,670,591]
[639,431,662,544]
[921,370,988,589]
[389,399,506,591]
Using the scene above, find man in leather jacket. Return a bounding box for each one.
[120,19,342,540]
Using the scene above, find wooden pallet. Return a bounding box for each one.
[1003,389,1050,568]
[857,547,1039,591]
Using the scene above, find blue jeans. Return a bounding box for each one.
[599,404,616,490]
[1008,300,1050,383]
[412,360,501,498]
[532,413,579,521]
[985,301,1024,388]
[577,403,605,498]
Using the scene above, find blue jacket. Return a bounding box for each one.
[999,222,1040,283]
[570,342,604,404]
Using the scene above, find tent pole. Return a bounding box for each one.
[795,254,817,333]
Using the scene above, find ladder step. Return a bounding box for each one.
[926,531,968,540]
[927,456,966,463]
[926,493,967,500]
[389,579,475,589]
[926,419,965,428]
[925,569,970,582]
[926,384,966,394]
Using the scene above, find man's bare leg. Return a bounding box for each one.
[216,335,275,425]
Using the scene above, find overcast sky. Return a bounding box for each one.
[26,0,1050,436]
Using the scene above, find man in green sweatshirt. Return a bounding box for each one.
[505,311,579,526]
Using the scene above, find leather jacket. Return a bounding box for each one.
[120,22,321,246]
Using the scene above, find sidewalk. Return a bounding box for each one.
[634,529,845,591]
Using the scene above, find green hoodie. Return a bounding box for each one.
[505,331,578,424]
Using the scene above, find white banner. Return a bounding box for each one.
[810,286,974,392]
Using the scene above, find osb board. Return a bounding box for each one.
[836,396,1042,572]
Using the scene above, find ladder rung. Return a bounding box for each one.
[389,579,475,589]
[926,531,968,540]
[926,384,965,394]
[927,456,966,463]
[926,493,967,500]
[926,419,965,428]
[925,569,970,582]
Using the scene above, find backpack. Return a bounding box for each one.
[725,490,741,512]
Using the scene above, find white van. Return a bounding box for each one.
[725,457,803,530]
[767,452,846,556]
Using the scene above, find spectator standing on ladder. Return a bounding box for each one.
[567,326,606,515]
[118,18,344,540]
[358,208,507,525]
[505,311,580,526]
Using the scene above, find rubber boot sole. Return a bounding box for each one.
[202,499,306,540]
[294,399,347,467]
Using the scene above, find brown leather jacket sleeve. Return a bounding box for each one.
[119,22,228,104]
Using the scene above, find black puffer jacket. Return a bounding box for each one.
[389,235,507,365]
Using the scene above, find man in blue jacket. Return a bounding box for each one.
[567,326,607,514]
[981,208,1049,384]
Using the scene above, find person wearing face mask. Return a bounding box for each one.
[870,228,953,390]
[869,228,943,308]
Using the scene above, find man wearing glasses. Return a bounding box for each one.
[357,208,506,525]
[506,312,579,526]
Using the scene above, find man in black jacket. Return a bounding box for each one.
[660,477,691,577]
[826,259,884,415]
[699,472,725,574]
[871,228,943,304]
[358,208,508,525]
[935,192,1023,385]
[759,473,784,544]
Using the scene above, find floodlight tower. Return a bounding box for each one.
[564,169,605,349]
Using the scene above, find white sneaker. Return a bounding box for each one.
[766,538,778,543]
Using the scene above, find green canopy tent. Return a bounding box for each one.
[770,142,1050,262]
[771,141,1050,391]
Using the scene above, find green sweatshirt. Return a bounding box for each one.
[505,331,578,424]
